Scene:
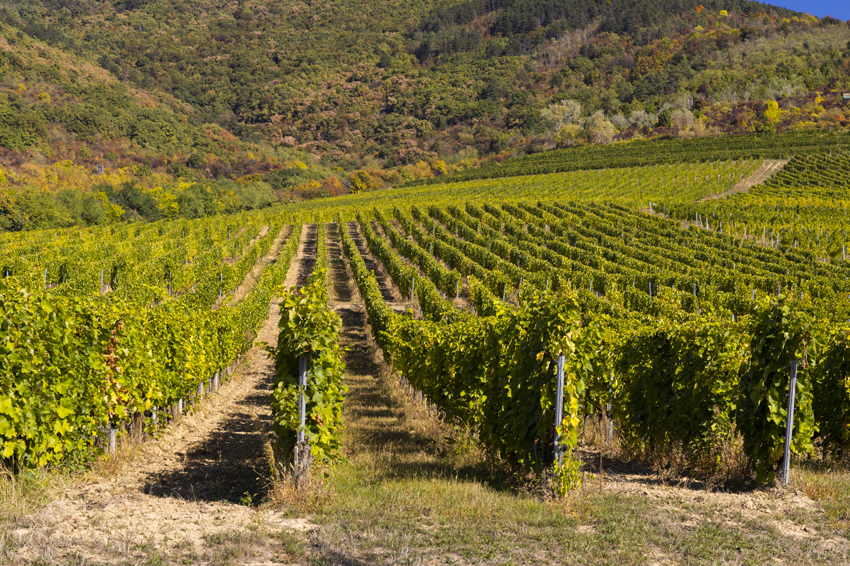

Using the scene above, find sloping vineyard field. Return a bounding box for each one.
[2,153,850,486]
[292,159,762,218]
[339,194,850,483]
[410,129,850,186]
[666,152,850,258]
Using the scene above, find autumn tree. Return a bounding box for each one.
[584,111,617,144]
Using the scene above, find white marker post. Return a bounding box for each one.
[782,360,798,485]
[108,426,117,455]
[298,355,308,444]
[553,354,565,464]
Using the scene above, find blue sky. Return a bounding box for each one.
[770,1,850,21]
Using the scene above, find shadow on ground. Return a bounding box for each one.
[142,224,323,505]
[141,371,274,504]
[295,224,319,290]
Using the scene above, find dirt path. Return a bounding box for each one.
[212,225,291,310]
[699,159,787,201]
[4,230,309,565]
[283,224,318,291]
[226,225,291,307]
[326,223,354,306]
[345,221,411,313]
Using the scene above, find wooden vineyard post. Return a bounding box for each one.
[782,360,798,486]
[410,277,415,302]
[553,354,565,464]
[100,270,104,295]
[43,268,47,289]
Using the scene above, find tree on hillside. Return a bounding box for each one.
[541,99,583,147]
[584,111,617,144]
[541,99,582,131]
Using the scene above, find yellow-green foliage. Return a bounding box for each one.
[765,100,781,123]
[287,160,762,221]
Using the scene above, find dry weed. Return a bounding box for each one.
[0,465,56,526]
[611,421,754,488]
[268,469,334,514]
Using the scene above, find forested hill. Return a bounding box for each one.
[411,0,795,58]
[0,0,849,230]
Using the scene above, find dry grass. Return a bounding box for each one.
[268,470,334,515]
[202,527,267,566]
[609,421,755,489]
[794,461,850,537]
[0,466,55,527]
[0,465,61,564]
[312,365,850,564]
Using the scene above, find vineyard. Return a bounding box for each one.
[2,151,849,483]
[0,208,302,466]
[409,129,850,186]
[3,146,850,562]
[666,152,850,257]
[334,197,850,484]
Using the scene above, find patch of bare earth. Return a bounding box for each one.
[283,225,318,291]
[572,440,849,559]
[2,226,314,565]
[699,159,788,201]
[226,226,291,306]
[345,221,412,313]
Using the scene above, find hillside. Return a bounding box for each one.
[0,1,849,231]
[2,1,848,159]
[0,21,359,230]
